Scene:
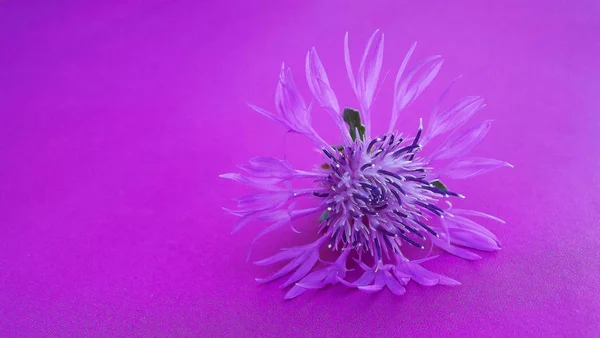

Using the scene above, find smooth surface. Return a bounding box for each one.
[1,1,600,336]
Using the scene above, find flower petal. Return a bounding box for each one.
[427,96,485,142]
[295,269,331,289]
[384,271,406,296]
[219,173,283,190]
[357,284,384,292]
[396,259,461,286]
[449,228,500,252]
[284,285,308,299]
[447,215,499,242]
[434,236,482,260]
[254,249,301,266]
[280,250,320,288]
[451,209,506,224]
[338,269,376,287]
[234,191,292,213]
[255,254,306,284]
[358,30,385,113]
[432,120,493,161]
[239,157,295,178]
[344,32,357,95]
[390,54,443,131]
[306,48,341,115]
[439,157,512,179]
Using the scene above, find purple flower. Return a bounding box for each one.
[222,30,511,299]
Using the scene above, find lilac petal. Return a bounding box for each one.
[239,156,295,179]
[256,254,307,284]
[447,215,499,242]
[306,48,341,115]
[432,120,493,161]
[384,271,406,295]
[373,269,387,287]
[388,41,416,131]
[344,32,357,95]
[230,212,256,233]
[230,208,288,234]
[276,65,309,129]
[254,249,301,266]
[219,173,283,190]
[449,229,500,252]
[434,237,482,260]
[249,219,290,249]
[295,269,331,289]
[234,191,292,213]
[428,75,461,123]
[338,269,376,287]
[357,284,384,292]
[284,285,308,299]
[451,209,506,224]
[358,30,384,112]
[396,56,443,112]
[247,102,281,124]
[280,250,320,288]
[397,259,460,286]
[352,257,373,271]
[427,96,485,142]
[439,157,513,179]
[392,268,411,285]
[390,55,443,131]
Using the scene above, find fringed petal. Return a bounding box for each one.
[395,258,461,286]
[439,157,513,179]
[425,96,485,143]
[390,54,443,132]
[431,120,493,161]
[433,236,482,260]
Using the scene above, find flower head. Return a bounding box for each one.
[222,30,511,298]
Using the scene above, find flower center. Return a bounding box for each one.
[315,131,459,259]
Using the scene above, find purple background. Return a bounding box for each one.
[1,1,599,336]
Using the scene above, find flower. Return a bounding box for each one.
[221,30,512,299]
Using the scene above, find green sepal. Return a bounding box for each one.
[343,108,366,142]
[431,180,448,191]
[318,210,329,222]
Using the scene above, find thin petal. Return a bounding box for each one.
[306,48,341,114]
[239,156,295,179]
[384,271,406,295]
[295,269,331,289]
[357,284,384,292]
[449,229,500,252]
[280,250,320,288]
[391,55,443,132]
[440,157,512,179]
[249,219,290,249]
[397,260,460,286]
[389,41,417,131]
[254,249,301,266]
[434,237,482,260]
[447,215,499,242]
[247,102,280,123]
[338,270,375,287]
[344,32,357,95]
[397,56,443,111]
[432,120,493,161]
[358,30,384,111]
[234,191,292,213]
[284,285,308,299]
[219,173,283,190]
[255,254,306,284]
[451,209,506,224]
[427,96,485,142]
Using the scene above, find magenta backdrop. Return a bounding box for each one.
[1,1,599,337]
